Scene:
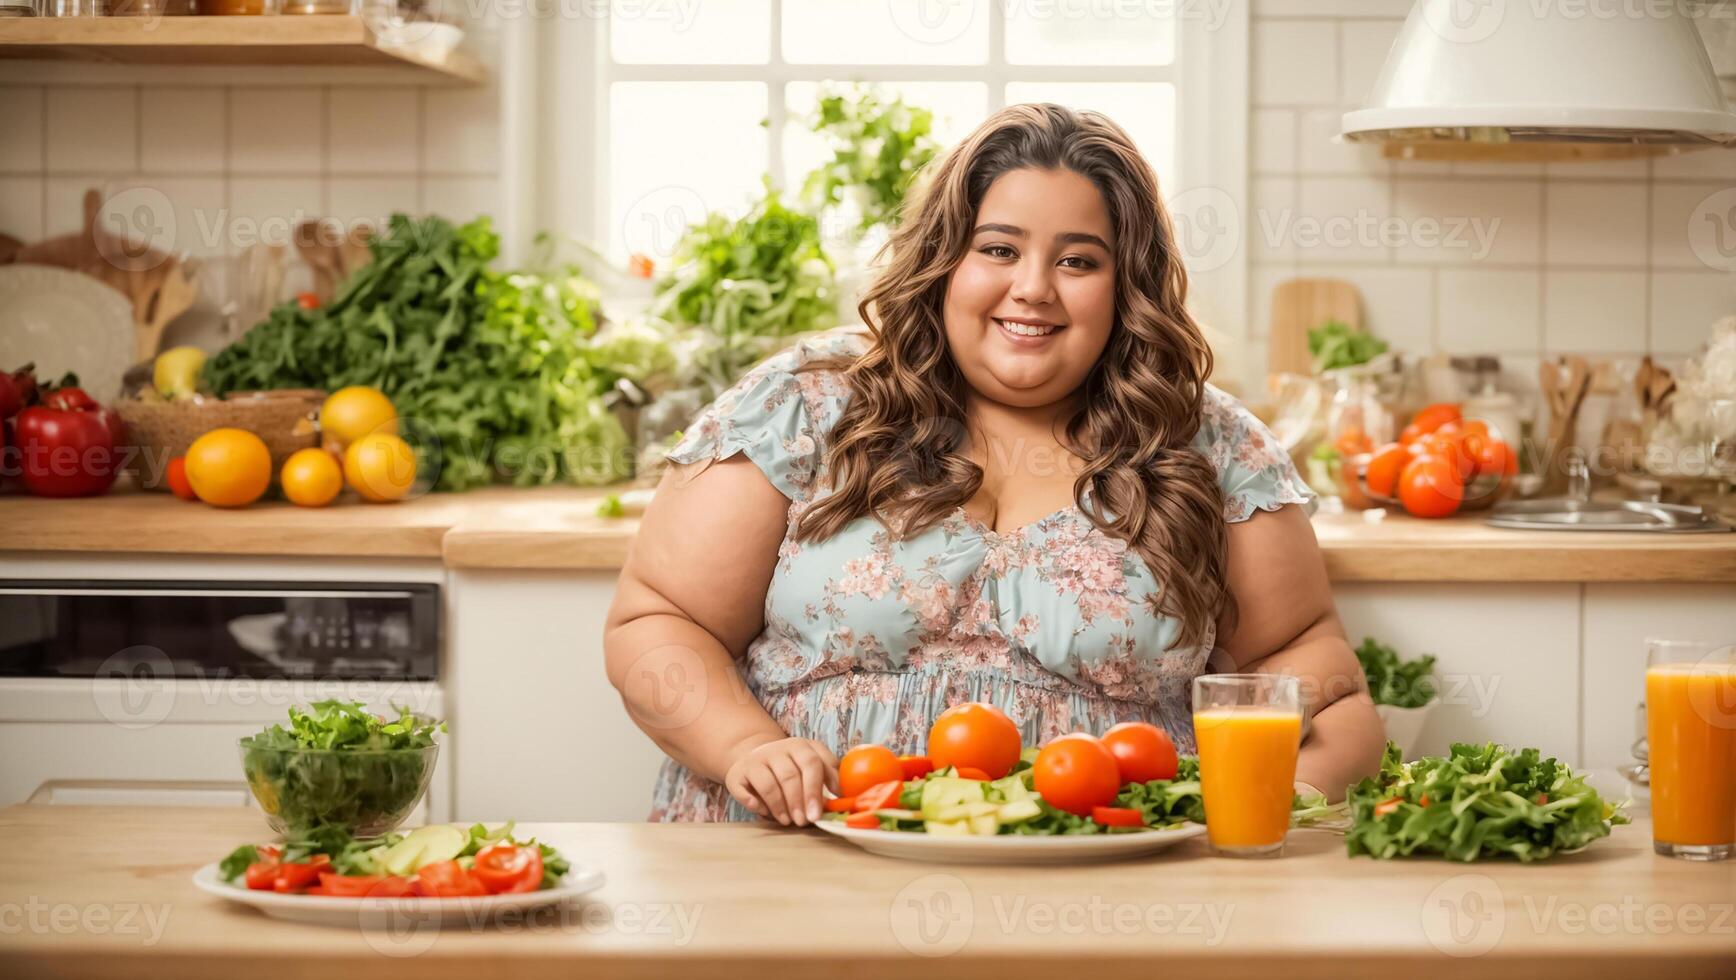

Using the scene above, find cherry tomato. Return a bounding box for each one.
[1364,443,1410,500]
[413,860,488,898]
[1031,733,1121,816]
[844,812,881,830]
[1400,422,1425,446]
[1091,806,1145,828]
[1398,455,1463,519]
[898,755,935,780]
[471,843,544,895]
[838,744,903,798]
[297,291,320,310]
[824,796,857,813]
[1473,437,1517,480]
[1099,721,1178,784]
[926,702,1022,779]
[852,780,903,813]
[1408,402,1462,437]
[165,456,196,500]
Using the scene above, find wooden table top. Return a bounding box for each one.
[0,804,1731,980]
[2,485,1734,581]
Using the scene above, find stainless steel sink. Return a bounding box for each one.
[1486,499,1732,533]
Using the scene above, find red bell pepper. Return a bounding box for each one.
[15,385,126,497]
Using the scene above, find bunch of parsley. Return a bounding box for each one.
[1356,637,1438,709]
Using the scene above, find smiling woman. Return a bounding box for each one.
[603,103,1386,827]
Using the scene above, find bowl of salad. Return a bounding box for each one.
[240,700,442,837]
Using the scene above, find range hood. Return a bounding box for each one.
[1341,0,1736,162]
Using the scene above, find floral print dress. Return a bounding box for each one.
[648,329,1314,822]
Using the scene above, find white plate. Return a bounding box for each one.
[0,264,135,403]
[191,863,606,927]
[813,819,1207,864]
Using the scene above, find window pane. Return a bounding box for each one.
[610,0,771,64]
[782,0,989,65]
[1005,4,1174,65]
[609,82,769,263]
[1004,82,1176,188]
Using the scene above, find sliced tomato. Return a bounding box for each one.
[314,873,418,898]
[898,755,935,780]
[471,843,544,895]
[257,846,281,862]
[954,766,991,781]
[243,860,279,891]
[272,857,332,893]
[852,780,903,813]
[844,812,881,830]
[1090,806,1144,828]
[414,860,489,898]
[824,796,857,813]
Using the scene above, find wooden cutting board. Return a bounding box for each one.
[1267,277,1364,377]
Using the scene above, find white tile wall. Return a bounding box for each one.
[0,81,500,283]
[1245,10,1736,395]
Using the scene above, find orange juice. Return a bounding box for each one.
[1647,664,1736,847]
[1194,707,1302,850]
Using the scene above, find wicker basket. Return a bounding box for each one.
[116,390,324,491]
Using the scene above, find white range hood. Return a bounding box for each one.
[1341,0,1736,161]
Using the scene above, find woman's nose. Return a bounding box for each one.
[1009,257,1057,306]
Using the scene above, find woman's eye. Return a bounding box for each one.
[982,244,1015,259]
[1060,256,1097,270]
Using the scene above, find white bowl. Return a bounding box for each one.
[1375,699,1439,759]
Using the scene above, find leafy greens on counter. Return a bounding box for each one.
[1308,319,1389,373]
[1355,637,1438,709]
[202,215,645,491]
[1345,742,1628,862]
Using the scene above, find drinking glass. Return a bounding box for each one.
[1645,638,1736,861]
[1193,673,1303,858]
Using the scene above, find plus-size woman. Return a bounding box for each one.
[604,103,1385,825]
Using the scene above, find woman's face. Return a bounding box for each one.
[943,166,1118,409]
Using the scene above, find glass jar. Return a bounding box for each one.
[1318,364,1400,509]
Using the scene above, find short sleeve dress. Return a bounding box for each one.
[648,329,1314,822]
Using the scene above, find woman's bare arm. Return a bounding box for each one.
[1214,504,1385,801]
[603,456,838,824]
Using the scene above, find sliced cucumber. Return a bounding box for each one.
[384,824,467,874]
[968,813,1000,836]
[1019,747,1040,764]
[872,808,922,820]
[924,820,972,836]
[382,836,425,875]
[989,775,1031,803]
[997,798,1041,824]
[919,777,986,820]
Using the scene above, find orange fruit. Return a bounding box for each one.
[319,386,397,447]
[343,432,417,503]
[280,447,343,507]
[926,702,1023,779]
[184,428,272,508]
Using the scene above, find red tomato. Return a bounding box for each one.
[1398,455,1463,519]
[1473,437,1517,479]
[471,843,544,895]
[1400,422,1425,446]
[414,860,488,898]
[272,857,332,893]
[1364,443,1410,499]
[313,873,416,898]
[1408,402,1462,437]
[953,766,991,781]
[838,745,903,798]
[926,702,1022,779]
[243,861,279,891]
[898,755,935,780]
[166,456,196,500]
[1091,806,1145,828]
[852,780,903,813]
[297,291,321,310]
[824,796,857,813]
[1031,734,1121,816]
[844,812,881,829]
[1099,722,1178,784]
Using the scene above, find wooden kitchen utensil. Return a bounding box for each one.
[1267,278,1364,378]
[136,260,198,362]
[1539,355,1592,497]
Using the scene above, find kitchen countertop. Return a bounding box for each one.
[2,486,1734,582]
[0,804,1730,980]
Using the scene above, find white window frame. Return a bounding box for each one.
[553,2,1249,332]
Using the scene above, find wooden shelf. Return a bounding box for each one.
[0,15,484,84]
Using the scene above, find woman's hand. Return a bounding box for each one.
[723,734,840,826]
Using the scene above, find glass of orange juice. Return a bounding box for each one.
[1646,639,1736,861]
[1193,673,1303,858]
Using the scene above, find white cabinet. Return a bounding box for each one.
[1333,584,1583,762]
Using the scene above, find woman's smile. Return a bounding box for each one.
[992,316,1068,345]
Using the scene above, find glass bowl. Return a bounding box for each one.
[1339,451,1514,514]
[240,741,438,838]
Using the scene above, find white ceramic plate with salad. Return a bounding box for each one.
[813,819,1206,864]
[192,863,606,926]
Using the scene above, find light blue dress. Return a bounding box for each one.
[650,329,1313,821]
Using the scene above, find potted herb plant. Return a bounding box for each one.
[1354,637,1439,759]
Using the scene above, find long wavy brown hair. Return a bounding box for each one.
[795,103,1232,652]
